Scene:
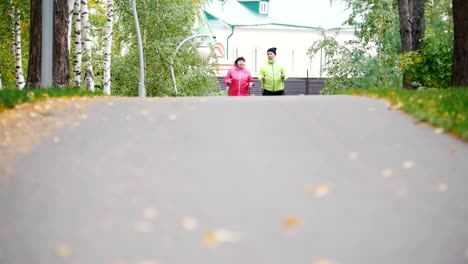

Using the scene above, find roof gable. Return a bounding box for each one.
[238,0,269,15]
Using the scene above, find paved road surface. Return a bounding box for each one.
[1,96,468,264]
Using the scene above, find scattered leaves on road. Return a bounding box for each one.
[203,229,240,247]
[305,184,331,198]
[0,97,99,180]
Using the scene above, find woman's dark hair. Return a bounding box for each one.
[234,56,245,65]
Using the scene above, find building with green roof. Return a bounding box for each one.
[203,0,354,77]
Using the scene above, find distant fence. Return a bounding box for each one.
[217,77,326,95]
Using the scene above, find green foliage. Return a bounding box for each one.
[111,0,218,96]
[323,0,453,92]
[0,0,30,89]
[0,87,102,110]
[312,0,402,94]
[399,1,453,89]
[343,87,468,141]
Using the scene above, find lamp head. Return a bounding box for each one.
[197,44,211,59]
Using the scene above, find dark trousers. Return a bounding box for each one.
[262,89,285,96]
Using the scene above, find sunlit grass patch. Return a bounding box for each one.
[0,87,102,111]
[346,87,468,141]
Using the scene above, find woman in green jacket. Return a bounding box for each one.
[258,47,287,96]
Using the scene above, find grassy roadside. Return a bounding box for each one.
[343,87,468,141]
[0,88,102,111]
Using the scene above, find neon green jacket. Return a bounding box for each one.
[258,60,287,92]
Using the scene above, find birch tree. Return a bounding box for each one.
[103,0,114,95]
[73,0,82,88]
[81,0,94,91]
[67,0,74,51]
[11,4,25,89]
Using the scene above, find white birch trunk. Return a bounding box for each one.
[67,0,74,51]
[103,0,114,95]
[12,6,25,89]
[81,0,94,91]
[73,0,82,88]
[0,73,3,90]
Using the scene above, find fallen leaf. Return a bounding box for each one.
[450,130,461,139]
[55,244,72,257]
[282,217,301,228]
[143,207,159,221]
[203,229,240,247]
[436,182,448,193]
[448,147,456,154]
[381,168,393,178]
[135,221,153,233]
[312,258,335,264]
[168,114,177,121]
[402,160,415,169]
[203,231,218,247]
[214,229,240,243]
[305,184,330,198]
[139,109,150,116]
[179,216,199,231]
[434,128,444,134]
[137,260,160,264]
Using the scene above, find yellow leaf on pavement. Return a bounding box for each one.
[305,184,331,198]
[312,258,335,264]
[282,217,301,228]
[55,244,72,257]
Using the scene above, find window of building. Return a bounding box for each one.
[259,2,268,14]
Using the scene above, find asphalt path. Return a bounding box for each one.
[1,95,467,264]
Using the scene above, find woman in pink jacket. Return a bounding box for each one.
[224,57,254,96]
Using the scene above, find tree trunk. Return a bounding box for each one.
[73,0,82,88]
[452,0,468,87]
[0,73,3,90]
[397,0,425,88]
[53,0,70,87]
[103,0,114,95]
[26,0,42,88]
[81,0,94,91]
[397,0,412,52]
[12,6,25,89]
[67,0,74,51]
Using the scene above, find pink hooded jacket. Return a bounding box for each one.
[224,66,253,96]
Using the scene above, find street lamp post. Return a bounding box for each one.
[132,0,145,97]
[169,34,215,95]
